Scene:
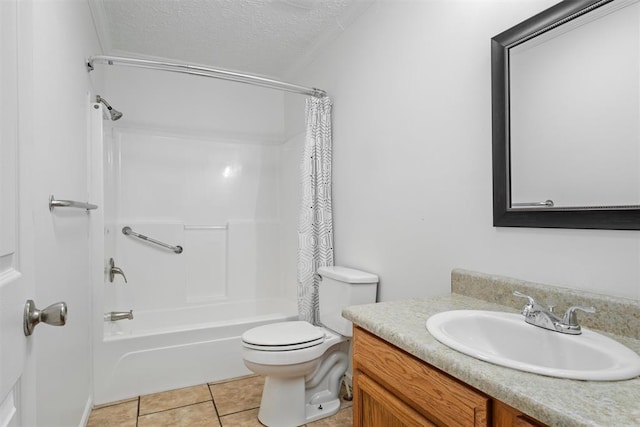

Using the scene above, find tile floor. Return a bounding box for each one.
[87,375,353,426]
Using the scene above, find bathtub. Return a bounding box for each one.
[93,298,298,405]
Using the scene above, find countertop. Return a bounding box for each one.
[343,293,640,427]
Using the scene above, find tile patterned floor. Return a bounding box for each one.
[87,375,353,426]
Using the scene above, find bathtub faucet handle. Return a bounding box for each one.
[109,258,128,283]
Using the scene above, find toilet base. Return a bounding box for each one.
[257,376,304,426]
[304,398,341,423]
[256,376,342,427]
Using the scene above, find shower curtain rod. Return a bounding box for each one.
[87,55,327,98]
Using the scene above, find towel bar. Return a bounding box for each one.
[511,200,554,208]
[49,195,98,211]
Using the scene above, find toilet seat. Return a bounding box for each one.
[242,321,325,351]
[242,323,345,366]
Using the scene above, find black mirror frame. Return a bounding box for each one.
[491,0,640,230]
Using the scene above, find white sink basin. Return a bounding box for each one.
[426,310,640,381]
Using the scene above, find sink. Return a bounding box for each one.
[426,310,640,381]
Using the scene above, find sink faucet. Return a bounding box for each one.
[513,291,596,335]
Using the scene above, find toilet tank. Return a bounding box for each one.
[318,266,378,337]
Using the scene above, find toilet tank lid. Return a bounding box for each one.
[317,266,379,284]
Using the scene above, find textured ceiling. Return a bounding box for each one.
[90,0,374,79]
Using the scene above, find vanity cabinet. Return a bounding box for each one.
[352,326,545,427]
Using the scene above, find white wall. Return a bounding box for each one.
[100,67,300,313]
[26,0,103,425]
[104,66,285,141]
[286,0,640,302]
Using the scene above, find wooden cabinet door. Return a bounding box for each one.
[353,327,489,426]
[354,371,436,427]
[352,326,547,427]
[493,400,546,427]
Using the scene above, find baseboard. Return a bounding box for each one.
[78,395,93,427]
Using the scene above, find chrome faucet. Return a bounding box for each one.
[513,291,596,335]
[105,310,133,321]
[109,258,128,283]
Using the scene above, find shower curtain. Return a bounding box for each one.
[297,96,334,325]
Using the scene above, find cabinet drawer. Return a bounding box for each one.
[353,326,489,427]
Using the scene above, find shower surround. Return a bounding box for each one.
[92,67,302,404]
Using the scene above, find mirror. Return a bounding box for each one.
[492,0,640,229]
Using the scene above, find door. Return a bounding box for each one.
[354,373,436,427]
[0,0,34,425]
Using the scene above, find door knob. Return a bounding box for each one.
[24,300,68,336]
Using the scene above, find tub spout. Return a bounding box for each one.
[105,310,133,321]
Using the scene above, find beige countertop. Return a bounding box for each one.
[342,271,640,427]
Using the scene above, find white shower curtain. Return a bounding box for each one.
[297,96,334,325]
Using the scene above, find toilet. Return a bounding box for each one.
[241,266,378,426]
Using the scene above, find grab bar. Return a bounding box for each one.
[512,200,554,208]
[49,195,98,211]
[122,226,183,254]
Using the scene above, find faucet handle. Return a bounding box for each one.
[513,291,536,305]
[513,291,537,315]
[562,305,596,326]
[112,267,128,283]
[109,258,128,283]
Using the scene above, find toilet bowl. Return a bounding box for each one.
[242,321,348,426]
[241,266,378,427]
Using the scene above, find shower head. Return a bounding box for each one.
[96,95,123,121]
[109,108,123,121]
